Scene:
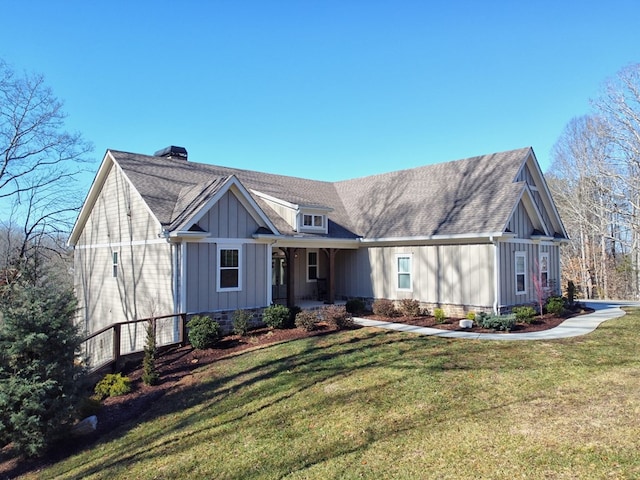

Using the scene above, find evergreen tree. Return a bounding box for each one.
[0,282,86,457]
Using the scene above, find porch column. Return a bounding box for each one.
[323,248,338,304]
[284,247,297,308]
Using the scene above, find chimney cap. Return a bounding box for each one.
[154,145,188,160]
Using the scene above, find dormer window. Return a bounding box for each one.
[303,214,324,228]
[298,210,328,233]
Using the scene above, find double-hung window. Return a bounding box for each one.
[515,252,527,294]
[112,251,119,278]
[307,250,318,282]
[396,254,412,291]
[217,245,242,292]
[539,252,549,289]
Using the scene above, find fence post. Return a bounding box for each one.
[181,313,188,346]
[112,323,121,372]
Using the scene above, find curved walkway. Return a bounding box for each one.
[353,301,634,341]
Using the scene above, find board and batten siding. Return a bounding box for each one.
[185,190,269,312]
[498,241,561,307]
[336,243,495,309]
[507,201,534,238]
[74,163,175,338]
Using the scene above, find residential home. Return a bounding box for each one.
[69,146,567,364]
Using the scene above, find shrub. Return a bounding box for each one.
[262,304,290,329]
[322,305,354,330]
[512,306,536,324]
[372,298,396,317]
[479,314,516,331]
[345,298,366,315]
[232,309,253,336]
[187,315,221,349]
[142,320,159,386]
[546,296,566,315]
[295,310,320,331]
[94,373,132,399]
[433,308,446,324]
[465,311,476,321]
[398,298,421,317]
[567,280,576,304]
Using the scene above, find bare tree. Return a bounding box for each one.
[0,59,92,282]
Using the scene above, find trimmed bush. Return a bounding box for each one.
[512,306,536,324]
[232,309,253,336]
[345,298,366,315]
[465,311,476,321]
[262,304,290,329]
[322,305,354,330]
[187,315,221,349]
[433,308,446,324]
[94,373,131,399]
[479,314,516,331]
[546,296,566,315]
[372,299,396,317]
[295,310,320,331]
[398,298,421,317]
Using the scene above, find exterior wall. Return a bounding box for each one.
[74,164,175,336]
[261,198,297,231]
[507,202,534,238]
[185,190,269,315]
[292,248,329,301]
[498,240,562,308]
[335,243,495,315]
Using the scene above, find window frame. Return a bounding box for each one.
[396,253,413,292]
[217,244,242,292]
[306,249,319,282]
[539,252,549,289]
[515,251,527,295]
[112,251,119,278]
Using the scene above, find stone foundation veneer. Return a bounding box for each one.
[189,307,266,335]
[349,297,494,319]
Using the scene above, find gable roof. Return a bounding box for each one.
[69,146,567,246]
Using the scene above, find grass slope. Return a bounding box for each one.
[27,309,640,479]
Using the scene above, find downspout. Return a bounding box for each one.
[491,236,500,315]
[180,241,187,314]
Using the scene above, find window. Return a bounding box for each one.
[396,254,412,291]
[217,246,241,291]
[307,250,318,282]
[112,252,119,278]
[539,252,549,288]
[515,252,527,294]
[302,214,324,228]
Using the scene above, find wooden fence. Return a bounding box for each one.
[81,313,188,372]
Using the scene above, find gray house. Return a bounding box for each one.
[69,146,567,357]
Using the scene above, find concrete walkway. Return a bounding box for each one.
[353,301,634,341]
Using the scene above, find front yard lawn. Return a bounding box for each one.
[14,309,640,479]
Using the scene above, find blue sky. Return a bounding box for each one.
[1,0,639,190]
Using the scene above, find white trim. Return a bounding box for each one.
[539,251,550,289]
[306,249,319,282]
[360,232,508,245]
[74,238,168,250]
[396,253,413,292]
[176,176,279,235]
[266,243,273,305]
[492,237,500,315]
[180,242,187,313]
[186,237,268,245]
[250,190,299,210]
[515,251,527,295]
[502,238,557,245]
[217,244,242,292]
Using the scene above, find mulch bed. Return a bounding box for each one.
[0,307,593,479]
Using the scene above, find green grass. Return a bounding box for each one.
[24,309,640,479]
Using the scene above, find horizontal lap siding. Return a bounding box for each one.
[336,244,494,308]
[74,164,174,335]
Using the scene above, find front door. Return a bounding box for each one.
[272,253,287,303]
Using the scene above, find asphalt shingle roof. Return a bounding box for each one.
[110,147,533,239]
